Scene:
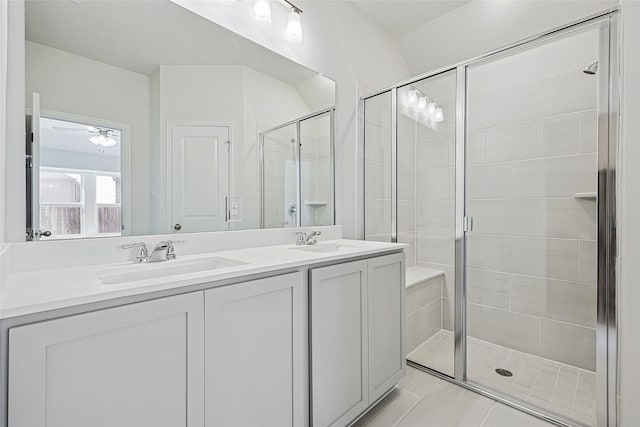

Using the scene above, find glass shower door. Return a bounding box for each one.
[465,25,600,427]
[261,123,299,228]
[398,70,457,378]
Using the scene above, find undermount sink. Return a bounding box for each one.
[290,243,361,254]
[95,257,248,285]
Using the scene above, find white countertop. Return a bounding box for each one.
[0,239,406,319]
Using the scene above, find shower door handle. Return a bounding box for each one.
[463,216,474,233]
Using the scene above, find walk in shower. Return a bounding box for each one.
[260,109,335,229]
[363,11,618,427]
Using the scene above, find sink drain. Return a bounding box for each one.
[495,368,513,377]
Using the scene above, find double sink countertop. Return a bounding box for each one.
[0,239,407,319]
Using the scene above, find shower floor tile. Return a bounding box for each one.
[407,330,596,427]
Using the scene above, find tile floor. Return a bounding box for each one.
[407,330,596,426]
[353,365,556,427]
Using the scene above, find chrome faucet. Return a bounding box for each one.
[292,231,322,246]
[121,242,149,264]
[149,240,185,262]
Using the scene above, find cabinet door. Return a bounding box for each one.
[8,292,205,427]
[204,272,305,427]
[311,260,368,427]
[367,253,405,403]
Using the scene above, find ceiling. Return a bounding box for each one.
[350,0,471,37]
[40,117,121,158]
[25,0,320,84]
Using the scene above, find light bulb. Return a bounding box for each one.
[253,0,271,25]
[434,107,444,122]
[417,96,427,111]
[286,8,303,43]
[407,89,417,105]
[427,101,437,115]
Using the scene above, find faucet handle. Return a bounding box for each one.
[291,232,306,246]
[121,242,149,263]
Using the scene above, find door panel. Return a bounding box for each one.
[311,260,368,427]
[170,125,229,233]
[204,273,305,427]
[368,253,405,403]
[8,293,205,427]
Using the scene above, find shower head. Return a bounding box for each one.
[583,61,598,75]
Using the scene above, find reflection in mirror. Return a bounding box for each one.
[260,109,334,229]
[24,0,335,241]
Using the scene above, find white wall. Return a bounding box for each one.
[170,0,412,238]
[398,0,618,75]
[25,42,151,236]
[619,2,640,425]
[150,64,315,233]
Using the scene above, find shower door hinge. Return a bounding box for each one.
[463,216,474,233]
[25,154,33,169]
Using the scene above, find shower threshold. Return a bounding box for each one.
[408,330,596,427]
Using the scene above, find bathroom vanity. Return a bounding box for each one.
[0,235,406,427]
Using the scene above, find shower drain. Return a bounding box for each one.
[495,368,513,377]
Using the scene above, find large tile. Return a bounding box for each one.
[416,135,452,170]
[467,199,542,237]
[512,154,597,198]
[468,304,540,354]
[416,232,455,265]
[541,197,596,240]
[540,113,580,157]
[398,168,415,202]
[416,168,454,201]
[482,403,556,427]
[485,120,539,162]
[415,200,454,234]
[398,136,416,170]
[467,129,487,165]
[467,269,510,310]
[539,319,596,370]
[406,299,441,353]
[364,199,392,237]
[468,80,542,130]
[467,163,512,199]
[352,387,420,427]
[578,240,597,284]
[365,161,392,199]
[541,70,597,118]
[473,236,579,281]
[396,379,494,427]
[364,122,392,163]
[398,365,447,397]
[406,276,442,313]
[397,201,415,233]
[579,109,598,154]
[510,275,596,327]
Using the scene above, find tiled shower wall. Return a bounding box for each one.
[365,30,599,371]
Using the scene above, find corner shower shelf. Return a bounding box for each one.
[573,192,597,200]
[304,201,328,207]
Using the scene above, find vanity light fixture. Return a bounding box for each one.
[286,7,303,43]
[219,0,303,42]
[427,101,437,115]
[434,107,444,122]
[253,0,272,25]
[417,96,427,111]
[407,89,418,105]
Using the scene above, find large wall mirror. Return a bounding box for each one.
[24,0,336,241]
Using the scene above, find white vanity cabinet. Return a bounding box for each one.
[310,253,405,427]
[204,272,306,427]
[8,292,205,427]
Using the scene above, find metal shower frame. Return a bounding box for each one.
[360,8,620,427]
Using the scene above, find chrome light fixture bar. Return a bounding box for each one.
[218,0,303,43]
